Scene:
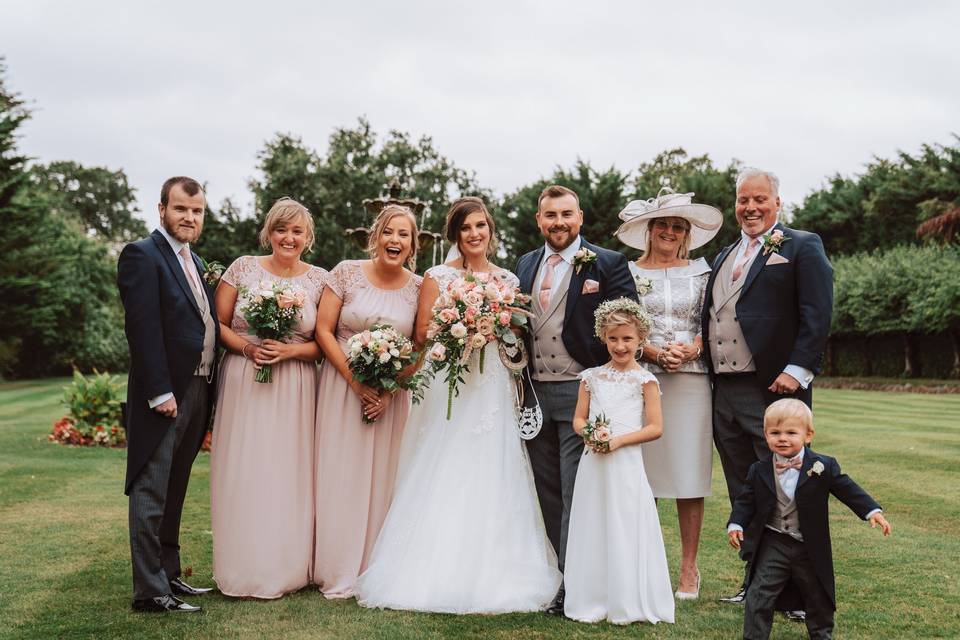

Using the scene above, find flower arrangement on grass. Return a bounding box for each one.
[49,370,126,447]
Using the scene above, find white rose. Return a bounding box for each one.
[450,322,468,339]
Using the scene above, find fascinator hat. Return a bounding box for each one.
[614,187,723,251]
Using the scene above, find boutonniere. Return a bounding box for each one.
[633,274,653,296]
[572,247,597,274]
[200,257,226,287]
[762,229,791,255]
[807,460,825,477]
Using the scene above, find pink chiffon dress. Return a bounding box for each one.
[209,255,327,598]
[312,260,422,598]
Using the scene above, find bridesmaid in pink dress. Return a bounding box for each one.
[209,199,328,598]
[313,205,422,598]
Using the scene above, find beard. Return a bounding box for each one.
[544,227,577,252]
[163,218,201,244]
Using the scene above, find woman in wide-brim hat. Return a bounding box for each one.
[615,188,722,601]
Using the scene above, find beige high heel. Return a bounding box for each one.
[675,571,701,601]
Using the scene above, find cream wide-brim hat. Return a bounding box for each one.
[614,188,723,251]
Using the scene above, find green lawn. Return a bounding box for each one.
[1,379,958,639]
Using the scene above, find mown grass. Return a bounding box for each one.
[1,379,958,639]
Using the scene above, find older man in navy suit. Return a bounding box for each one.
[702,168,834,612]
[118,176,219,613]
[515,185,636,615]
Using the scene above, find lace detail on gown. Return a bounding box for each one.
[579,366,659,436]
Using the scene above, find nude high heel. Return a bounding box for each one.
[675,571,701,600]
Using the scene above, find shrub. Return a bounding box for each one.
[49,370,126,447]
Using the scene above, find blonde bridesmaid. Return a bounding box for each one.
[209,198,327,598]
[313,205,422,598]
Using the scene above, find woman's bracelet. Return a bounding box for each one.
[656,349,668,367]
[241,343,254,360]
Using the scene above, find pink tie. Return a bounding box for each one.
[179,246,203,300]
[731,238,760,282]
[539,254,563,309]
[774,455,803,475]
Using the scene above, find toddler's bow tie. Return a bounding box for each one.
[774,456,803,475]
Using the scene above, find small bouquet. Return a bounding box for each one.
[581,413,612,454]
[346,323,421,423]
[423,272,533,419]
[238,280,306,383]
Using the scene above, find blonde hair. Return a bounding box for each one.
[594,297,651,341]
[643,216,692,260]
[366,204,420,270]
[764,399,813,433]
[259,197,315,253]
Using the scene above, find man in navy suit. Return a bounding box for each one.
[515,185,636,614]
[117,176,219,613]
[702,168,834,609]
[728,399,890,639]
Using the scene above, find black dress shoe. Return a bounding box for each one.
[782,609,806,622]
[132,594,202,613]
[170,577,213,596]
[718,587,746,604]
[545,585,565,615]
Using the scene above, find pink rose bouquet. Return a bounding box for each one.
[238,280,307,383]
[423,272,533,419]
[346,323,421,423]
[581,413,612,454]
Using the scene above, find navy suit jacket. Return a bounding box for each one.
[515,238,636,370]
[728,447,882,607]
[702,223,833,400]
[117,229,219,494]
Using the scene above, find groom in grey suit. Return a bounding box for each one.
[516,185,636,614]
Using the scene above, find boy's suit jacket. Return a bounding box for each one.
[728,447,881,607]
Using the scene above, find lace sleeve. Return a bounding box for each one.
[221,255,254,288]
[327,260,365,300]
[306,266,329,301]
[636,368,661,395]
[577,368,595,393]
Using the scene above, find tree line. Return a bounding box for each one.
[0,60,957,379]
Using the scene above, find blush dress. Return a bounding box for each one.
[210,255,327,598]
[312,260,422,598]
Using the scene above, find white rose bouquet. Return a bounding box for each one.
[237,280,307,383]
[423,272,533,419]
[346,324,421,423]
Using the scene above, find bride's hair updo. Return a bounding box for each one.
[366,204,420,270]
[443,197,499,259]
[594,297,651,341]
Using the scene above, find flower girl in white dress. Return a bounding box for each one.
[564,298,675,625]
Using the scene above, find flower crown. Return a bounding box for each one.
[593,297,651,338]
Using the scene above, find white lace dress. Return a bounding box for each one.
[354,265,561,614]
[564,366,675,625]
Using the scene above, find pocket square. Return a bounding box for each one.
[582,279,600,294]
[766,253,790,265]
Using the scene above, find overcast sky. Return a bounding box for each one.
[3,1,958,223]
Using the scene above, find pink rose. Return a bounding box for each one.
[438,308,460,323]
[770,230,784,241]
[593,426,611,442]
[476,315,495,337]
[276,293,297,309]
[498,311,512,326]
[464,307,478,322]
[464,291,483,307]
[292,290,307,306]
[428,343,446,361]
[426,322,440,340]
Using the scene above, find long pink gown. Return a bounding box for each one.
[313,260,422,598]
[210,255,327,598]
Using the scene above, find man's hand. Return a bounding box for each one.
[728,529,743,550]
[154,397,178,418]
[869,512,892,536]
[768,372,800,395]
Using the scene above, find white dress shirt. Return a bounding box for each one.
[732,224,814,390]
[147,226,194,409]
[532,236,582,307]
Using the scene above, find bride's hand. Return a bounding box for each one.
[363,391,393,421]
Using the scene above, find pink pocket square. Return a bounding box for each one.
[582,279,600,294]
[766,253,790,265]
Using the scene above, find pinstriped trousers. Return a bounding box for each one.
[128,377,208,600]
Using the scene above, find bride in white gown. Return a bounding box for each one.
[355,198,561,614]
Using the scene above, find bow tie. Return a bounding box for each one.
[774,456,802,475]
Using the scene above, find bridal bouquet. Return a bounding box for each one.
[238,280,306,383]
[346,324,421,423]
[581,413,612,454]
[423,272,533,419]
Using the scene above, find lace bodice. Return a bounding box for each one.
[327,260,422,347]
[629,258,710,374]
[221,255,328,344]
[425,264,520,291]
[579,366,659,436]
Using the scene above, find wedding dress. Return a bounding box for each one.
[355,265,561,614]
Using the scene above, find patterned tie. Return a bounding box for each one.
[731,237,760,283]
[539,253,563,309]
[774,455,803,475]
[178,246,205,307]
